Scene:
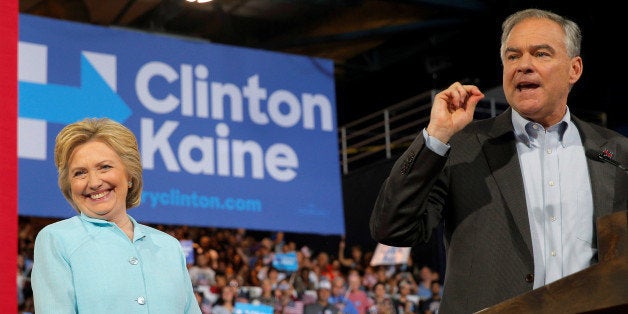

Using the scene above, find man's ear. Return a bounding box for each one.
[569,56,583,84]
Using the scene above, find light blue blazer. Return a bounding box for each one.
[31,213,201,314]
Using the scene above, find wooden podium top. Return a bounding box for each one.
[477,210,628,314]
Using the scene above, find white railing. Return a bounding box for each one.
[338,89,509,174]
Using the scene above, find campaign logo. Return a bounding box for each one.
[18,41,130,161]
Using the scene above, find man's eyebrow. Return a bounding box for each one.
[505,44,555,53]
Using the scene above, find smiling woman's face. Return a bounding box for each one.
[68,140,129,221]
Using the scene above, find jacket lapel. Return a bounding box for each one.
[477,109,533,254]
[572,116,616,219]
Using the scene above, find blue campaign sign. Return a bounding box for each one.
[272,252,299,272]
[235,302,274,314]
[180,240,195,265]
[18,14,345,235]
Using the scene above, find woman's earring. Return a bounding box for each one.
[128,181,133,188]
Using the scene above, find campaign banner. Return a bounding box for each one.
[18,14,345,235]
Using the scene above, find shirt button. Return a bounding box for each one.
[129,257,139,265]
[546,148,552,154]
[550,216,556,222]
[551,251,556,257]
[549,181,555,186]
[532,124,539,130]
[136,296,146,305]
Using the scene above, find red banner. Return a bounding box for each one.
[0,0,18,312]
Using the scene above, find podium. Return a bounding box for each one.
[477,210,628,313]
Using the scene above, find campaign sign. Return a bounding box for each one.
[235,302,274,314]
[18,14,345,235]
[272,252,299,272]
[180,239,195,265]
[370,243,412,266]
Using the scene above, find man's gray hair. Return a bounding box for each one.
[500,8,582,60]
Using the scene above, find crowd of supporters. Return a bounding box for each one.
[18,216,443,314]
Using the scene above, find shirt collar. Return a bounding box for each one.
[79,212,115,225]
[512,108,571,148]
[79,212,145,241]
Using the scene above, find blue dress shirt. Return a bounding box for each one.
[511,108,595,288]
[31,213,201,314]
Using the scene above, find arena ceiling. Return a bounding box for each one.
[19,0,625,131]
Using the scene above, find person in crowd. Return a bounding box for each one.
[30,117,201,313]
[368,282,395,314]
[395,271,417,293]
[338,238,365,273]
[297,245,315,270]
[17,219,36,313]
[212,286,237,314]
[345,269,374,314]
[328,276,359,314]
[189,251,217,293]
[226,245,249,279]
[392,280,419,314]
[195,289,213,314]
[274,279,303,313]
[211,271,229,296]
[419,281,441,314]
[370,8,627,313]
[17,254,27,309]
[315,251,336,282]
[415,266,434,302]
[267,266,286,290]
[360,265,378,293]
[248,238,270,273]
[228,277,250,304]
[272,231,286,253]
[252,277,277,307]
[304,280,339,314]
[293,266,317,299]
[373,265,396,296]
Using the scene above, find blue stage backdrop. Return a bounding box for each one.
[18,14,345,235]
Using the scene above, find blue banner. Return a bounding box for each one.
[272,252,299,272]
[18,14,345,235]
[235,302,274,314]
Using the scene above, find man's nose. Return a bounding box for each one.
[516,54,534,73]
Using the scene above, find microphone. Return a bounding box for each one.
[585,149,628,173]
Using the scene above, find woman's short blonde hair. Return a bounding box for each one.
[54,117,143,212]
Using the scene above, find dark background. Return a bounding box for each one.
[21,0,627,133]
